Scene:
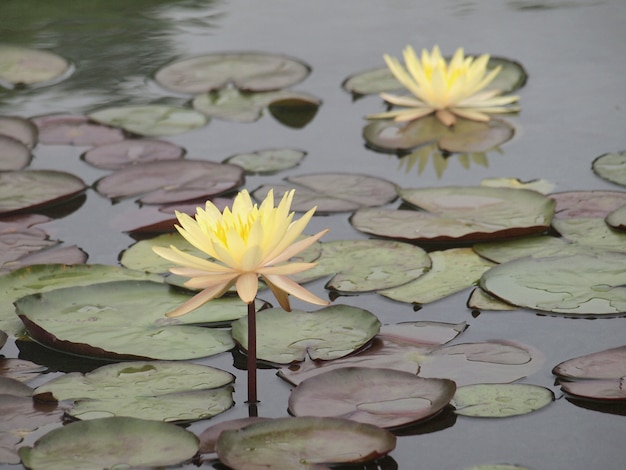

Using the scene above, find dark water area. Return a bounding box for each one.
[1,1,625,469]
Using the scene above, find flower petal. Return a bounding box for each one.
[165,281,235,317]
[263,274,330,307]
[236,272,259,304]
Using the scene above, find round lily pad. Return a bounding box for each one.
[34,361,234,422]
[0,115,38,149]
[0,135,32,171]
[88,105,208,136]
[231,305,380,364]
[18,416,199,470]
[289,367,456,429]
[552,217,626,252]
[592,151,626,188]
[82,138,185,170]
[553,345,626,380]
[15,280,237,360]
[452,383,554,418]
[155,51,311,94]
[473,236,568,263]
[216,417,396,469]
[31,114,126,146]
[94,159,244,204]
[0,45,71,89]
[480,252,626,315]
[0,170,87,217]
[224,148,305,174]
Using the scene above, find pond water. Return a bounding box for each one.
[1,0,626,469]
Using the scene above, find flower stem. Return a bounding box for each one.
[246,301,258,417]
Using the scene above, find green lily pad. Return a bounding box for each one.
[0,45,71,89]
[467,288,517,311]
[592,151,626,187]
[199,417,271,454]
[223,148,305,174]
[15,280,236,360]
[343,56,526,96]
[0,170,87,217]
[155,51,311,94]
[480,252,626,315]
[606,203,626,230]
[94,159,244,204]
[481,177,555,194]
[452,383,554,417]
[254,173,398,214]
[18,416,199,470]
[192,87,320,125]
[289,367,456,429]
[551,190,626,218]
[473,235,568,263]
[352,186,554,243]
[31,114,125,146]
[34,361,234,422]
[216,417,396,469]
[0,115,38,149]
[364,116,514,154]
[379,248,495,304]
[120,232,200,274]
[552,217,626,252]
[231,305,380,364]
[379,321,467,346]
[82,138,185,170]
[89,105,208,136]
[0,263,163,336]
[290,239,431,292]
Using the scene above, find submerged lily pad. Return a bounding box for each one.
[0,45,71,89]
[216,417,396,470]
[591,151,626,188]
[155,51,311,94]
[352,186,554,243]
[364,116,514,155]
[253,173,397,213]
[34,361,234,422]
[379,248,494,304]
[31,114,125,146]
[231,305,380,364]
[94,159,244,204]
[89,105,208,136]
[0,170,87,217]
[289,367,456,429]
[452,383,554,417]
[18,416,199,470]
[480,252,626,315]
[82,138,185,170]
[223,148,305,174]
[15,280,236,360]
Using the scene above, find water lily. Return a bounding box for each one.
[153,189,329,317]
[367,45,520,127]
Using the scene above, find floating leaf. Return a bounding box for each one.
[216,417,396,470]
[34,361,234,421]
[379,248,494,304]
[231,305,380,364]
[0,135,32,171]
[363,116,514,154]
[89,105,208,136]
[0,45,71,88]
[550,190,626,218]
[559,378,626,401]
[95,159,244,204]
[480,252,626,315]
[0,115,38,149]
[379,321,467,347]
[254,173,397,213]
[467,288,517,311]
[452,383,554,417]
[199,417,271,454]
[591,151,626,187]
[552,217,626,252]
[553,345,626,380]
[1,245,87,274]
[82,138,185,170]
[0,358,47,382]
[18,417,199,470]
[481,177,555,194]
[192,87,320,125]
[473,235,568,263]
[31,114,125,146]
[352,186,554,243]
[155,51,311,94]
[223,148,305,174]
[290,239,431,292]
[289,367,456,428]
[0,170,87,217]
[0,263,163,336]
[606,203,626,230]
[15,280,236,360]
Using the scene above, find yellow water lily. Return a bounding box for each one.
[367,45,520,127]
[153,189,329,317]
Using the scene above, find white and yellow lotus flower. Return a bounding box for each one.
[368,45,520,127]
[153,189,329,317]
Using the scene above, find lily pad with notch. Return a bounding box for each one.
[591,151,626,188]
[550,189,626,219]
[0,45,71,89]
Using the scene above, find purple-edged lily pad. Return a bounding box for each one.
[0,358,47,382]
[591,151,626,188]
[0,115,38,149]
[0,170,87,217]
[82,138,185,170]
[18,417,199,470]
[254,173,397,213]
[0,135,32,170]
[155,51,311,94]
[94,159,244,204]
[199,417,271,454]
[550,190,626,218]
[0,45,71,89]
[31,114,125,146]
[216,417,396,470]
[289,367,456,429]
[452,383,554,417]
